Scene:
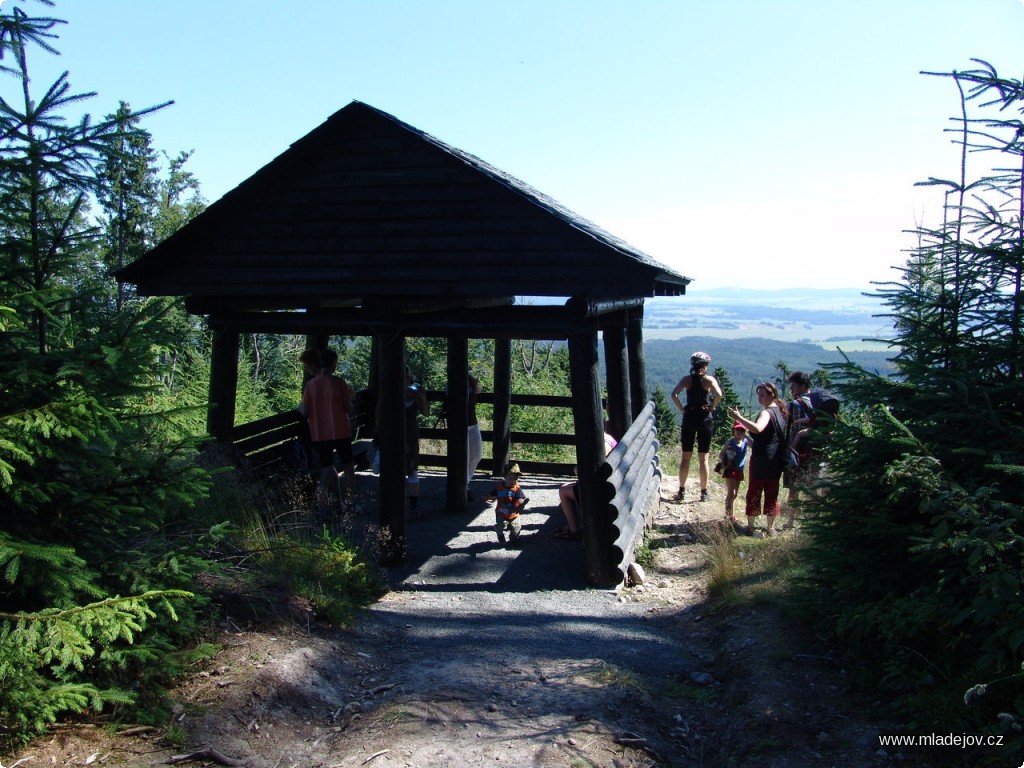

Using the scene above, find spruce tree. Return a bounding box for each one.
[651,385,678,445]
[97,101,160,311]
[712,365,740,444]
[801,60,1024,747]
[0,1,212,741]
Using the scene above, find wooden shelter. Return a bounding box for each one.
[117,101,690,586]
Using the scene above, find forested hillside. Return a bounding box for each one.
[643,335,895,409]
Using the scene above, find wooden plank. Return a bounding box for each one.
[204,306,580,338]
[151,235,624,262]
[419,452,574,477]
[155,277,660,302]
[234,423,302,455]
[420,428,575,447]
[229,198,567,222]
[232,410,301,441]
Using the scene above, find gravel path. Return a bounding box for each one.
[330,470,694,767]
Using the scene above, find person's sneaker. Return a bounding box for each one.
[673,489,685,502]
[700,489,709,502]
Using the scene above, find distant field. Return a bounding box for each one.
[642,288,895,351]
[560,288,898,409]
[643,322,893,351]
[640,335,896,413]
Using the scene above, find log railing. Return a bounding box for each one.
[601,401,661,585]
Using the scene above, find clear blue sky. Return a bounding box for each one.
[11,0,1024,291]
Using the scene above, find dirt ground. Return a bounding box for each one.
[6,471,909,768]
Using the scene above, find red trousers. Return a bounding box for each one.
[745,476,780,517]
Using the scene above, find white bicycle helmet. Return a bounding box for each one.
[690,351,711,366]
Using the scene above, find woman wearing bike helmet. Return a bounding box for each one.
[670,351,723,502]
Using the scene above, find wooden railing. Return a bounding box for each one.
[230,410,306,476]
[413,389,577,477]
[229,390,582,478]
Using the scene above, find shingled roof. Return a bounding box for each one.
[117,101,690,312]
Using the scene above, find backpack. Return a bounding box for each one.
[803,388,840,419]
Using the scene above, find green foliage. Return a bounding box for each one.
[238,333,308,413]
[0,4,221,746]
[711,365,741,446]
[0,590,192,746]
[798,60,1024,756]
[269,527,386,626]
[509,340,574,463]
[651,385,677,446]
[209,472,386,628]
[344,336,576,462]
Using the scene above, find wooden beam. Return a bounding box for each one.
[206,305,578,340]
[492,338,512,477]
[627,306,649,420]
[569,324,616,587]
[446,337,469,510]
[378,334,407,565]
[566,297,644,319]
[208,329,239,442]
[603,321,630,442]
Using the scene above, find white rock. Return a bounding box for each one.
[627,562,646,586]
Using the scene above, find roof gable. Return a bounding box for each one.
[118,101,689,310]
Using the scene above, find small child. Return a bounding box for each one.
[717,421,749,524]
[485,462,529,544]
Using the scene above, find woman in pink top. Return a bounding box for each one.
[301,348,355,510]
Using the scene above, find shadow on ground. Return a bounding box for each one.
[341,469,592,594]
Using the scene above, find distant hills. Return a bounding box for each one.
[643,287,893,350]
[636,287,897,409]
[643,336,895,410]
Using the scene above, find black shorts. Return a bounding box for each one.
[783,457,817,489]
[680,413,713,453]
[313,438,353,467]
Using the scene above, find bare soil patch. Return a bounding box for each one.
[6,472,902,768]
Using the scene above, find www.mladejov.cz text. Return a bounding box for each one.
[878,733,1004,749]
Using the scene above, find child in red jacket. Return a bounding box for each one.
[485,462,529,544]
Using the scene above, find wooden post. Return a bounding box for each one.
[492,338,512,477]
[446,336,469,511]
[308,333,329,353]
[208,328,239,443]
[627,306,649,420]
[602,320,631,441]
[569,324,616,587]
[378,333,407,565]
